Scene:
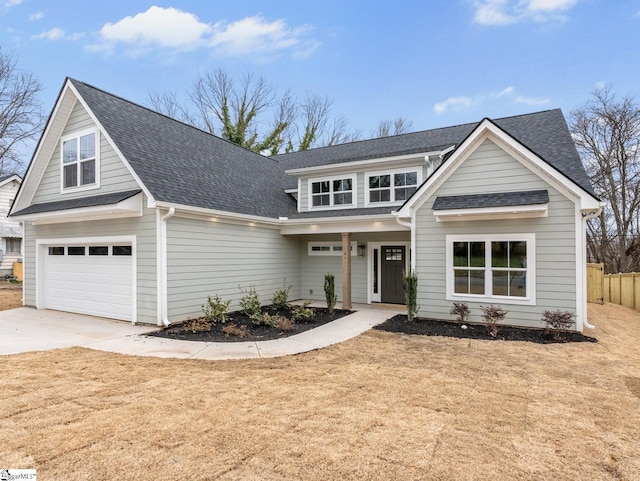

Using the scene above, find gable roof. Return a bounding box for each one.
[12,189,141,216]
[0,174,21,187]
[275,109,595,197]
[432,190,549,211]
[69,79,296,219]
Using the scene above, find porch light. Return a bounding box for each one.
[357,245,366,257]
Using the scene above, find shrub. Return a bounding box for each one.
[271,280,292,312]
[403,269,420,322]
[291,301,315,322]
[250,311,275,326]
[239,284,261,318]
[222,323,248,338]
[201,295,231,324]
[272,316,295,331]
[541,309,576,340]
[324,273,337,314]
[450,301,470,324]
[185,317,211,333]
[480,304,508,338]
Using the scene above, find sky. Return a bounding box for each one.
[1,0,639,163]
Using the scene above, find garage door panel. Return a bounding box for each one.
[43,243,134,321]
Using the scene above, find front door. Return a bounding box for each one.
[381,246,405,304]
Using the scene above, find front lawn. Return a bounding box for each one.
[1,302,639,480]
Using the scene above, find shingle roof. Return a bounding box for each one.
[12,189,141,216]
[70,79,297,219]
[275,109,595,197]
[432,190,549,211]
[288,206,396,219]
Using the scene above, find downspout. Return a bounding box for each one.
[580,207,603,330]
[393,211,416,270]
[159,207,175,327]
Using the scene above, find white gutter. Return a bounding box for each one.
[393,210,416,270]
[580,206,603,330]
[158,207,175,327]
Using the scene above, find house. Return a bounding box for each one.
[9,78,601,331]
[0,174,22,277]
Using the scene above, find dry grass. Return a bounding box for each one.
[1,302,639,480]
[0,285,22,311]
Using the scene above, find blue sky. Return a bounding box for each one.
[1,0,639,156]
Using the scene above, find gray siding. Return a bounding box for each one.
[23,202,157,323]
[166,216,302,322]
[415,139,578,329]
[298,231,410,304]
[32,100,140,204]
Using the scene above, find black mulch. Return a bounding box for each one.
[374,314,598,344]
[146,306,352,342]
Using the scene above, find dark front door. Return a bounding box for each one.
[381,246,405,304]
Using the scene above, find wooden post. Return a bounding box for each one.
[341,232,352,310]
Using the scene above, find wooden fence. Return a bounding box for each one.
[603,271,640,310]
[587,263,604,304]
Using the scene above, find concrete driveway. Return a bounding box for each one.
[0,305,403,359]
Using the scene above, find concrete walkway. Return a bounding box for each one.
[0,304,404,360]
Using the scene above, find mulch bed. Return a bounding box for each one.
[374,314,598,344]
[147,306,352,342]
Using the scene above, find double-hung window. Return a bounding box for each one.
[309,174,356,209]
[366,168,420,206]
[61,129,98,191]
[447,234,535,305]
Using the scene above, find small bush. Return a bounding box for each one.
[250,311,295,330]
[271,280,292,312]
[450,301,470,324]
[239,284,261,318]
[250,311,275,326]
[222,323,248,338]
[291,301,316,322]
[324,273,337,314]
[403,269,420,322]
[185,317,211,333]
[480,304,508,338]
[272,316,295,331]
[542,309,576,340]
[202,295,231,324]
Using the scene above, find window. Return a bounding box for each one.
[447,234,535,305]
[61,129,98,190]
[89,246,109,256]
[366,169,420,206]
[5,238,21,254]
[48,246,65,256]
[113,245,132,256]
[308,241,357,256]
[68,246,85,256]
[309,175,356,209]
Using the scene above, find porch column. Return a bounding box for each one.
[341,232,352,310]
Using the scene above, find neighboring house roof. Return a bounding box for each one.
[432,190,549,210]
[69,79,297,219]
[11,189,141,216]
[0,174,21,187]
[275,109,595,198]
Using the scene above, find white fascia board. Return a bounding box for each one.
[284,188,297,194]
[280,215,407,235]
[284,151,441,175]
[153,201,282,227]
[17,193,143,225]
[396,119,600,218]
[66,82,156,205]
[0,175,22,188]
[434,203,548,222]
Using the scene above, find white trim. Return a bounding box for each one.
[308,241,357,256]
[445,233,536,306]
[35,235,137,324]
[0,174,21,188]
[364,166,422,208]
[15,193,143,225]
[367,241,411,303]
[157,208,175,327]
[297,177,301,212]
[434,203,548,222]
[281,216,407,235]
[154,201,282,227]
[285,151,440,175]
[307,173,357,211]
[60,127,100,193]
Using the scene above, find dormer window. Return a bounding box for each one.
[309,174,357,210]
[365,168,421,207]
[61,128,99,191]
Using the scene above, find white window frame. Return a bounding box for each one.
[5,238,21,254]
[364,167,422,207]
[60,127,100,193]
[445,233,536,306]
[307,174,357,210]
[308,241,357,256]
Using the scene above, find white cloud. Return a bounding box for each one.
[515,95,551,105]
[29,11,45,21]
[472,0,579,25]
[497,86,515,96]
[86,6,318,59]
[595,81,606,89]
[2,0,22,7]
[32,28,83,41]
[434,96,473,114]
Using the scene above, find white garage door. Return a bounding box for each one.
[43,243,134,321]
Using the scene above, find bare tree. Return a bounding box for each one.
[0,48,43,175]
[570,86,640,273]
[372,116,413,138]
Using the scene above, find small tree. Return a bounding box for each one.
[403,269,419,322]
[324,273,337,314]
[450,301,470,324]
[480,304,508,338]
